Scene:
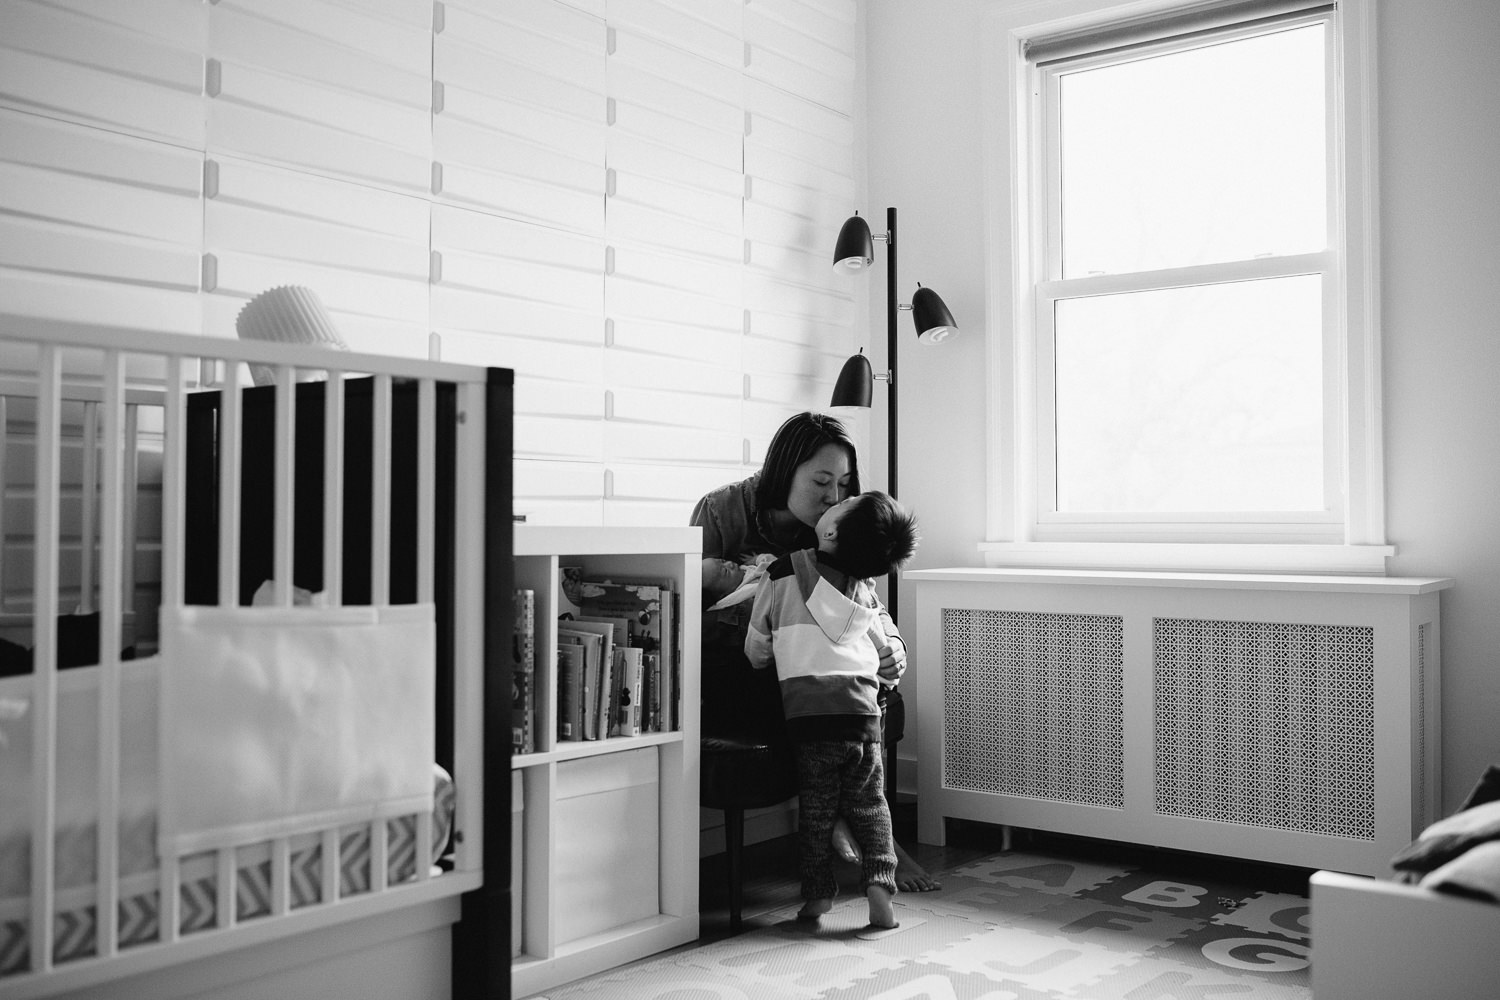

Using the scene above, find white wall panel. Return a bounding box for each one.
[202,156,430,352]
[604,460,748,525]
[606,0,742,68]
[608,313,742,371]
[603,420,742,467]
[0,0,206,147]
[435,0,607,233]
[0,0,861,528]
[606,246,743,338]
[517,413,605,463]
[607,32,744,171]
[0,111,202,337]
[603,344,742,400]
[205,0,433,196]
[609,385,740,433]
[744,2,856,116]
[515,458,605,525]
[431,205,605,342]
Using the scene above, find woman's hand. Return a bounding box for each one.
[875,641,906,685]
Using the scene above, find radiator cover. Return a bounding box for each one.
[911,569,1449,876]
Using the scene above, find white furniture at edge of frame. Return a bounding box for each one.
[510,525,701,998]
[907,567,1453,877]
[1310,869,1500,1000]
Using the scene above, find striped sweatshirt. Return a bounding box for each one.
[744,548,905,742]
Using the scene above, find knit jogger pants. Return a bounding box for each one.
[794,739,897,900]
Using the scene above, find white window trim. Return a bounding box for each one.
[980,0,1389,574]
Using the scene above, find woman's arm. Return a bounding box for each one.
[692,485,749,602]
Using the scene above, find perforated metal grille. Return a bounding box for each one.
[941,608,1124,807]
[1154,618,1375,839]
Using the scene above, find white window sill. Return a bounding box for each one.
[976,541,1397,576]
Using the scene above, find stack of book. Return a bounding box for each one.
[556,571,680,742]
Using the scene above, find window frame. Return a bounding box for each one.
[981,0,1391,573]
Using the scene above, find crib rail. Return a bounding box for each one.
[0,326,497,996]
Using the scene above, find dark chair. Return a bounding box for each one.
[700,659,905,933]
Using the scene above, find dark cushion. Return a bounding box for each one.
[1392,799,1500,877]
[1419,839,1500,903]
[1458,763,1500,812]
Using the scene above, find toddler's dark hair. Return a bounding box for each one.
[833,491,919,580]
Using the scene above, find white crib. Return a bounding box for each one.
[0,325,511,999]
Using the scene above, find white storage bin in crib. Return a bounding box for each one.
[512,777,524,958]
[158,604,435,855]
[555,747,659,944]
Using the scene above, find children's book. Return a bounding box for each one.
[576,580,666,656]
[559,620,614,740]
[613,646,644,737]
[512,589,536,753]
[556,628,603,740]
[642,651,661,733]
[556,642,585,741]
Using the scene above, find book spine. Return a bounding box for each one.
[556,645,581,741]
[615,647,644,737]
[512,589,536,754]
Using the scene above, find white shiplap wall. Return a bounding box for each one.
[0,0,862,528]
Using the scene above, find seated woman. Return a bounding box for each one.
[693,410,940,893]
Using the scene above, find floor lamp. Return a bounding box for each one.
[829,206,958,619]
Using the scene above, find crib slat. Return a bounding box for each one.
[323,371,345,605]
[217,363,242,608]
[95,350,127,958]
[413,810,432,884]
[160,357,188,612]
[322,828,340,905]
[371,819,389,894]
[371,374,392,606]
[217,849,236,930]
[272,365,296,606]
[80,400,99,614]
[272,837,290,917]
[29,344,62,973]
[122,403,139,620]
[159,357,187,942]
[417,378,435,605]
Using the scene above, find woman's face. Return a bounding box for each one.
[785,442,853,528]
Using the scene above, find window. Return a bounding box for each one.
[985,0,1389,572]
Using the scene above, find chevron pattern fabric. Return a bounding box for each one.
[0,812,441,976]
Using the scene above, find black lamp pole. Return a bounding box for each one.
[882,207,900,619]
[883,206,898,506]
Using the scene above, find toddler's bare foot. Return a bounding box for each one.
[797,897,833,922]
[831,818,862,863]
[866,886,898,929]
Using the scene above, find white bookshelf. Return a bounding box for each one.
[510,525,701,997]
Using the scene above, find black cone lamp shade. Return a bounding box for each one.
[830,351,873,408]
[833,214,874,272]
[912,284,958,344]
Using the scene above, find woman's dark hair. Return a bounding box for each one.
[833,491,920,580]
[754,411,861,512]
